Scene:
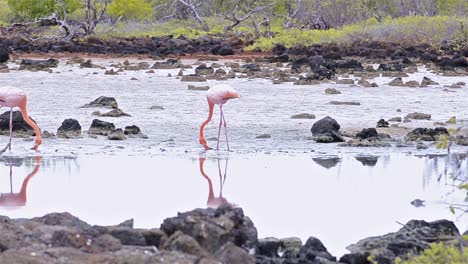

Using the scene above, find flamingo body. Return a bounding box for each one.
[0,86,42,150]
[199,84,240,150]
[0,86,27,107]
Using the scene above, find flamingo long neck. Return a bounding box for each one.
[199,102,214,150]
[19,157,42,202]
[19,102,42,150]
[199,158,214,200]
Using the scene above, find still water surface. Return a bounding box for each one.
[0,153,466,256]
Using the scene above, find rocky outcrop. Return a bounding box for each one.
[310,116,345,143]
[57,118,81,138]
[291,113,316,119]
[405,127,449,141]
[0,111,37,137]
[92,109,131,117]
[341,219,461,264]
[88,119,116,136]
[81,96,118,109]
[405,112,431,120]
[19,58,58,71]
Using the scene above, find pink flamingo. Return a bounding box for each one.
[199,157,234,208]
[0,86,42,151]
[0,156,42,207]
[199,84,240,150]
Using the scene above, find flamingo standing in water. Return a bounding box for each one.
[199,84,240,151]
[0,86,42,151]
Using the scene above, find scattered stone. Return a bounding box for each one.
[356,128,378,139]
[405,80,420,87]
[107,128,127,140]
[388,77,404,86]
[416,142,429,149]
[88,119,116,136]
[420,76,439,86]
[336,79,354,84]
[149,105,164,110]
[376,119,389,128]
[188,85,210,91]
[405,112,431,120]
[81,96,118,109]
[181,75,207,82]
[290,113,316,119]
[329,101,360,106]
[388,117,402,122]
[19,58,58,71]
[358,79,378,87]
[325,88,341,94]
[405,127,449,141]
[410,199,425,207]
[255,134,271,139]
[310,116,345,143]
[455,135,468,146]
[80,59,101,68]
[57,119,81,138]
[104,69,118,75]
[92,109,131,117]
[146,69,155,73]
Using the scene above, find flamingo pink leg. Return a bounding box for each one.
[221,109,230,151]
[8,107,13,151]
[216,105,223,150]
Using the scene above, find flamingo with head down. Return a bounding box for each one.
[0,86,42,151]
[199,84,240,151]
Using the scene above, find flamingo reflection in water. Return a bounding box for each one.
[0,156,42,207]
[198,157,237,209]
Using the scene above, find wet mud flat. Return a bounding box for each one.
[0,46,466,262]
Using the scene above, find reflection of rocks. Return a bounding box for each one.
[88,119,115,136]
[311,116,345,143]
[355,156,379,167]
[312,157,341,169]
[0,111,37,137]
[81,96,118,109]
[405,127,449,141]
[57,119,81,138]
[342,219,461,264]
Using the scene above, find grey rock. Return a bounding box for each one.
[188,85,210,91]
[311,116,345,143]
[256,134,271,139]
[329,101,360,106]
[405,112,431,120]
[162,230,209,257]
[92,109,131,117]
[405,127,449,141]
[88,119,115,136]
[57,119,81,138]
[81,96,118,109]
[214,242,255,264]
[107,128,127,140]
[291,113,316,119]
[325,88,341,94]
[345,219,460,264]
[0,111,38,136]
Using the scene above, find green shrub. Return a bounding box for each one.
[395,242,468,264]
[246,16,467,51]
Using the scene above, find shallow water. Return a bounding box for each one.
[0,58,467,256]
[0,153,466,256]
